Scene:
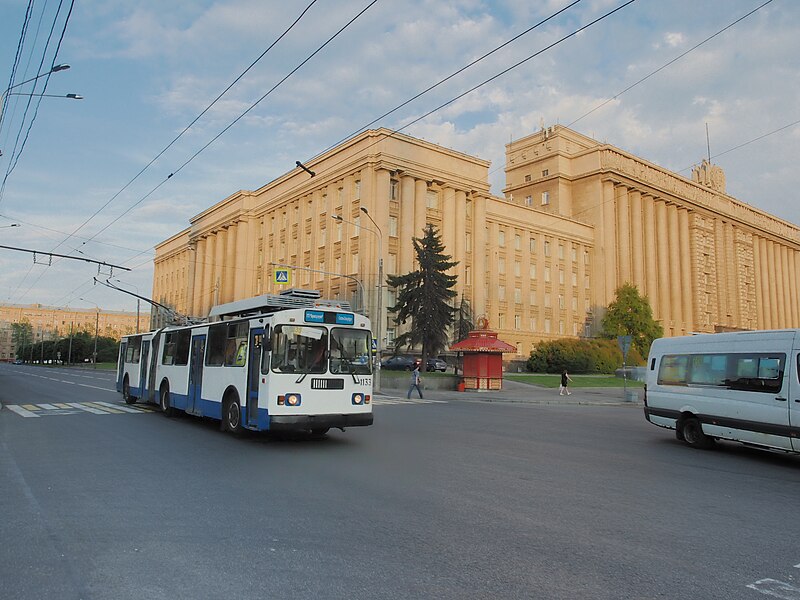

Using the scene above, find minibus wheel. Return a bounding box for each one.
[680,417,714,449]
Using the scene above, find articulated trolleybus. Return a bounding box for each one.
[116,290,374,435]
[644,329,800,454]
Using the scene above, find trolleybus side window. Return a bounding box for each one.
[162,329,191,366]
[271,325,327,374]
[206,321,249,367]
[260,326,271,375]
[125,336,142,364]
[329,328,372,375]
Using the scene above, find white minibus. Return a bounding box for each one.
[644,330,800,453]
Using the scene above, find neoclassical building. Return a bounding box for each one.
[152,126,800,359]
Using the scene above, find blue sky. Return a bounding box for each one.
[0,0,797,312]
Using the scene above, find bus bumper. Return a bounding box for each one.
[269,413,374,431]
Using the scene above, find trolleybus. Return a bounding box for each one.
[116,290,373,435]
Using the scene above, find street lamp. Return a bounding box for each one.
[0,64,71,118]
[333,209,384,391]
[80,298,100,369]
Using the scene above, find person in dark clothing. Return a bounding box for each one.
[559,370,573,396]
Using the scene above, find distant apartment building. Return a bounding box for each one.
[0,303,148,361]
[151,126,800,360]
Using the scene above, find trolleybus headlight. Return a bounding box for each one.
[278,393,302,406]
[352,393,364,405]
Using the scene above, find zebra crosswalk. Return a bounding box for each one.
[371,396,447,406]
[5,401,157,418]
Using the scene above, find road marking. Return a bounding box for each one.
[38,404,59,410]
[75,382,117,393]
[6,405,39,418]
[65,402,111,415]
[372,397,447,405]
[94,401,145,414]
[85,402,124,414]
[747,579,800,599]
[22,404,40,411]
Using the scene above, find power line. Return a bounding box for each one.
[47,0,321,255]
[567,0,775,129]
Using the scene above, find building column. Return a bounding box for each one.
[224,224,237,303]
[654,200,670,330]
[189,239,203,317]
[399,175,415,274]
[629,190,644,292]
[234,219,250,299]
[643,195,658,308]
[767,241,779,328]
[791,250,800,327]
[487,221,500,331]
[667,204,683,334]
[472,195,487,319]
[214,229,226,309]
[601,181,618,305]
[414,179,427,244]
[442,186,456,273]
[752,237,764,329]
[759,238,772,329]
[616,186,631,284]
[714,219,728,327]
[201,233,216,317]
[678,208,693,334]
[454,190,467,300]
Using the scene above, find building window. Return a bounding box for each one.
[541,191,550,206]
[389,216,398,237]
[572,247,577,262]
[542,169,549,177]
[558,244,564,260]
[499,260,505,275]
[530,264,537,279]
[559,270,565,285]
[544,294,551,308]
[585,275,590,289]
[545,319,551,334]
[514,261,521,277]
[525,195,532,207]
[351,254,359,274]
[530,317,537,332]
[386,328,395,344]
[584,250,590,265]
[466,266,472,285]
[530,291,537,305]
[355,180,361,199]
[498,230,505,247]
[572,297,577,311]
[515,288,521,304]
[559,320,565,335]
[390,180,399,200]
[499,286,506,301]
[572,272,577,287]
[514,315,521,329]
[544,267,550,283]
[387,254,397,274]
[426,190,438,209]
[524,174,532,182]
[530,237,536,253]
[499,314,506,329]
[558,295,564,309]
[338,187,344,202]
[515,234,521,250]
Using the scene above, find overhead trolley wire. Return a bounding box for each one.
[49,0,321,255]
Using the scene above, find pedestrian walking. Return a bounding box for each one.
[407,362,424,399]
[559,369,573,396]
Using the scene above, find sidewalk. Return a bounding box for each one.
[381,378,644,406]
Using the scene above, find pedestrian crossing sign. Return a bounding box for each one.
[273,268,291,285]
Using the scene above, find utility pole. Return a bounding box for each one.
[93,310,99,369]
[67,321,73,366]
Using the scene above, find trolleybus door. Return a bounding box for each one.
[188,335,206,415]
[139,340,150,397]
[247,328,264,427]
[116,341,127,391]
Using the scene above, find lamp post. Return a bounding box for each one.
[333,209,384,391]
[80,298,100,369]
[0,64,71,126]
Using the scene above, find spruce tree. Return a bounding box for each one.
[387,224,458,366]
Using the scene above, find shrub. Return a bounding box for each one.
[526,338,644,374]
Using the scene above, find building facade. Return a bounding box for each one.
[152,126,800,360]
[0,303,148,361]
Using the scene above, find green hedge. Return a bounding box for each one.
[526,338,644,374]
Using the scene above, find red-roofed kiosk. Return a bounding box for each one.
[450,317,516,391]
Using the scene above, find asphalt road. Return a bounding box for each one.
[2,363,800,600]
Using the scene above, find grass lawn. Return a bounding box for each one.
[505,373,645,388]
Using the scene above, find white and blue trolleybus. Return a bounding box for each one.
[116,290,373,435]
